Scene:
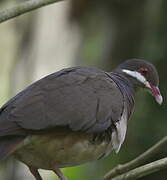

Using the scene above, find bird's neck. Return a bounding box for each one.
[106,72,135,118]
[112,68,141,91]
[106,71,135,93]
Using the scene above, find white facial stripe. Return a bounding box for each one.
[144,81,151,89]
[122,69,147,84]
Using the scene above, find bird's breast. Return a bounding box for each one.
[14,130,112,170]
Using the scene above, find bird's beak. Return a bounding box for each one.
[145,81,163,105]
[150,85,163,105]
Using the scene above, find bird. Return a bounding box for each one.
[0,59,162,180]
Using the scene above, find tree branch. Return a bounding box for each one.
[103,136,167,180]
[0,0,64,24]
[111,157,167,180]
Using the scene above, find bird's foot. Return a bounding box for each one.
[29,166,43,180]
[53,166,68,180]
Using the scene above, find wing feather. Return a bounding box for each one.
[0,67,124,136]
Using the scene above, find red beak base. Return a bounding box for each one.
[150,85,163,105]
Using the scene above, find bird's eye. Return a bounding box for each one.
[139,67,148,76]
[141,70,148,74]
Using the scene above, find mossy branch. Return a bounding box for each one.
[0,0,64,24]
[111,157,167,180]
[104,136,167,180]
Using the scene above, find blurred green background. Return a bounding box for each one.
[0,0,167,179]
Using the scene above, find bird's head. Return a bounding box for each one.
[115,59,163,105]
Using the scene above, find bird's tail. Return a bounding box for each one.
[0,136,24,160]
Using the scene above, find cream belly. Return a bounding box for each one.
[14,131,113,170]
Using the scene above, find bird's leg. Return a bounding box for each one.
[52,166,68,180]
[29,166,43,180]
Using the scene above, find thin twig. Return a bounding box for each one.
[103,136,167,180]
[0,0,64,24]
[112,157,167,180]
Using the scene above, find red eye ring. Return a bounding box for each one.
[139,67,148,76]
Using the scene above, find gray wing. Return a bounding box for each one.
[0,67,124,136]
